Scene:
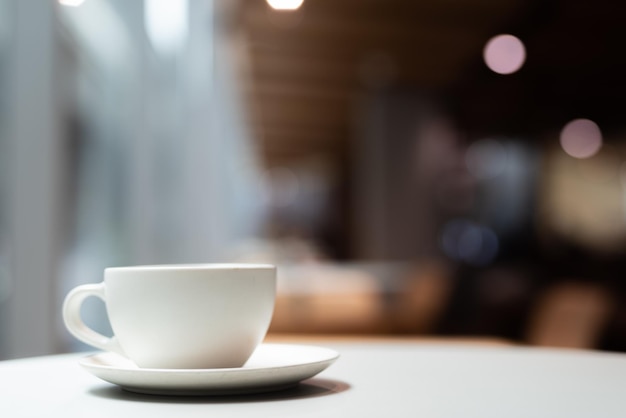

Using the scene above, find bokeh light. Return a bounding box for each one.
[441,220,499,266]
[267,0,304,11]
[560,118,603,159]
[465,139,507,179]
[483,34,526,75]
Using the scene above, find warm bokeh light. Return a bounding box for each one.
[267,0,304,11]
[620,162,626,189]
[560,118,603,159]
[58,0,85,6]
[483,34,526,75]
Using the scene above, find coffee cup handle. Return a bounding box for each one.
[62,283,125,356]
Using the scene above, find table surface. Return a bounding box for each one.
[2,341,626,418]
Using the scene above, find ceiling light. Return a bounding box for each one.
[266,0,304,11]
[58,0,86,7]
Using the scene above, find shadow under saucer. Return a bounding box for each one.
[87,378,351,404]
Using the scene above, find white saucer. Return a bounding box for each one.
[79,343,339,396]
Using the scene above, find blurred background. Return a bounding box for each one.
[2,0,626,359]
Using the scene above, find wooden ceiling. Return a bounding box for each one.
[237,0,626,166]
[236,0,528,166]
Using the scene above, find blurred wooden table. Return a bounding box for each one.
[270,262,452,335]
[266,333,512,346]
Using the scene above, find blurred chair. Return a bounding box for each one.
[526,281,614,349]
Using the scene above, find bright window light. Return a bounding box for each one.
[144,0,188,55]
[267,0,304,11]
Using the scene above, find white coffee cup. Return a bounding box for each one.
[63,264,276,369]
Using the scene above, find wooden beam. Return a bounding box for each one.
[248,78,354,102]
[260,143,341,163]
[255,125,344,141]
[248,44,478,89]
[246,11,487,46]
[250,96,348,124]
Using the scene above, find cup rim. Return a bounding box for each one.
[105,263,276,272]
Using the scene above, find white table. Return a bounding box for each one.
[2,342,626,417]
